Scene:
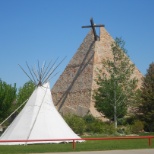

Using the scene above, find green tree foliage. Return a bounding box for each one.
[16,81,35,106]
[94,78,127,120]
[94,38,138,128]
[139,62,154,132]
[0,79,16,122]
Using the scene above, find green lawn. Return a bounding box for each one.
[0,137,154,154]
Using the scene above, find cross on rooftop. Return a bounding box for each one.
[82,18,105,41]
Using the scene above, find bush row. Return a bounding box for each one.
[64,114,144,135]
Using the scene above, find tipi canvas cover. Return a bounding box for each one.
[0,82,82,145]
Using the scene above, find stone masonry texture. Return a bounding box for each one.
[51,27,143,118]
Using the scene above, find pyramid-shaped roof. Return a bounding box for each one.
[51,27,143,118]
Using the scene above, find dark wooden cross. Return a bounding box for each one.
[82,18,105,41]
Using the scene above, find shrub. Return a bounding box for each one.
[84,114,115,134]
[83,114,103,133]
[83,114,96,123]
[144,122,154,132]
[117,125,132,135]
[117,115,139,126]
[131,120,144,134]
[64,114,86,135]
[64,114,115,135]
[87,121,104,133]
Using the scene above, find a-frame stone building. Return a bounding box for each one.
[51,26,143,118]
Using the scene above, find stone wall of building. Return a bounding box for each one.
[52,30,95,116]
[51,27,143,118]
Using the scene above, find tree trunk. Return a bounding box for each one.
[113,69,117,129]
[114,105,117,129]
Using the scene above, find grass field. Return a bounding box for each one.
[0,137,154,154]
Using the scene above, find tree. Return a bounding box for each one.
[94,38,138,128]
[139,62,154,132]
[0,79,16,122]
[16,81,35,106]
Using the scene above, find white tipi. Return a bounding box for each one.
[0,61,82,145]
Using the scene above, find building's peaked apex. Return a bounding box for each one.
[94,27,114,63]
[82,18,105,41]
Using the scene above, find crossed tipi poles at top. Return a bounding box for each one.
[82,18,105,41]
[18,57,66,87]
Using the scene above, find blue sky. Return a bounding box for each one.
[0,0,154,89]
